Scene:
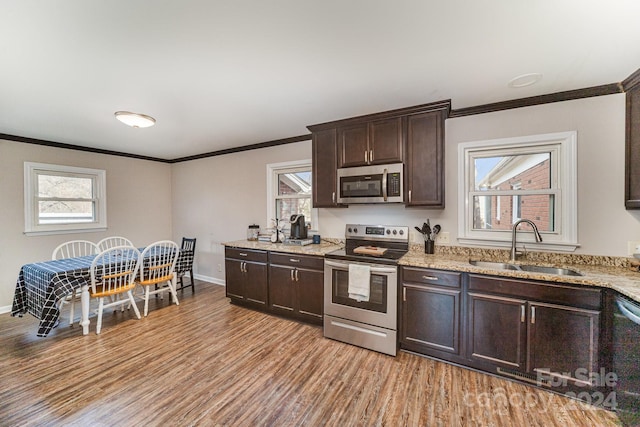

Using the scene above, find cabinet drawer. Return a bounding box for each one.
[225,247,268,263]
[269,252,324,270]
[468,274,602,310]
[402,267,461,288]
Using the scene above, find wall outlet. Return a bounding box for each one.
[436,232,450,244]
[217,263,222,272]
[628,241,640,256]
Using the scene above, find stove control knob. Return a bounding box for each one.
[347,227,353,233]
[353,228,358,234]
[386,229,390,234]
[392,229,397,235]
[399,229,404,235]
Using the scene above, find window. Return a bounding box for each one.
[24,162,107,235]
[267,160,317,232]
[458,131,577,251]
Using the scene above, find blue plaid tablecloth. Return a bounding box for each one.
[11,256,95,337]
[11,249,193,337]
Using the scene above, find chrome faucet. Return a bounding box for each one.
[510,219,543,261]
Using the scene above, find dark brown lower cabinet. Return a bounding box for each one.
[224,248,323,325]
[400,267,463,362]
[224,248,268,307]
[468,292,527,371]
[527,302,600,388]
[467,274,603,392]
[268,252,324,324]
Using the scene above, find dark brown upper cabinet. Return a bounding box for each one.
[624,70,640,209]
[338,117,403,168]
[405,110,446,208]
[308,100,451,208]
[311,128,343,208]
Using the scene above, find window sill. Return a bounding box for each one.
[457,237,580,253]
[24,227,107,237]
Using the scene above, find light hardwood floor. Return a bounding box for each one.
[0,282,622,426]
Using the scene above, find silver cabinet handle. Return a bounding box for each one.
[408,190,412,203]
[290,269,295,281]
[531,306,536,324]
[382,168,388,201]
[295,269,299,281]
[332,191,336,203]
[422,275,438,281]
[364,150,368,163]
[370,149,374,163]
[239,252,247,257]
[521,305,525,323]
[289,258,301,263]
[403,287,406,302]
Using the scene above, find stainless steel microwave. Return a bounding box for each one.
[336,163,403,204]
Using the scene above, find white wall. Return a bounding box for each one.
[0,139,172,309]
[171,142,312,284]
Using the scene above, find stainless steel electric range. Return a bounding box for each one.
[323,224,409,356]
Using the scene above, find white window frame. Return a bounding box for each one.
[457,131,578,252]
[266,159,318,232]
[24,162,107,236]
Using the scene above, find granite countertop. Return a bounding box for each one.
[400,250,640,304]
[223,239,342,256]
[223,239,640,303]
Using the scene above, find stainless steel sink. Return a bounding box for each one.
[469,260,583,276]
[468,260,521,271]
[517,264,583,276]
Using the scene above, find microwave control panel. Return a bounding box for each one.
[388,172,401,196]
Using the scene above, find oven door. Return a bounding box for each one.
[324,259,397,330]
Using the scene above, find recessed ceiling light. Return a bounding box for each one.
[114,111,156,128]
[508,73,543,88]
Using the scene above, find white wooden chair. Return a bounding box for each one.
[52,240,101,326]
[97,236,134,251]
[90,246,142,334]
[136,240,180,316]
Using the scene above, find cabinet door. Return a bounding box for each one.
[243,262,268,306]
[338,123,369,168]
[225,258,245,300]
[527,302,600,387]
[626,86,640,208]
[297,268,324,324]
[312,128,340,207]
[368,117,403,165]
[468,292,527,370]
[405,111,444,207]
[402,283,461,355]
[268,265,295,314]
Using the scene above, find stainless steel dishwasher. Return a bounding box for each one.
[613,294,640,424]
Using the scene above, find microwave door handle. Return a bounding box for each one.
[382,168,388,201]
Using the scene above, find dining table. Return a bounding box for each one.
[11,248,194,336]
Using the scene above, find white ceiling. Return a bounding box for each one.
[2,1,639,160]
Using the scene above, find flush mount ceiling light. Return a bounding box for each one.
[508,73,543,88]
[114,111,156,128]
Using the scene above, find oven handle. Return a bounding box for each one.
[324,259,396,274]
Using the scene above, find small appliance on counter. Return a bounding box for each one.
[289,214,308,239]
[247,224,260,241]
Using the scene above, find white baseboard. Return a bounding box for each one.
[192,273,225,287]
[0,305,11,315]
